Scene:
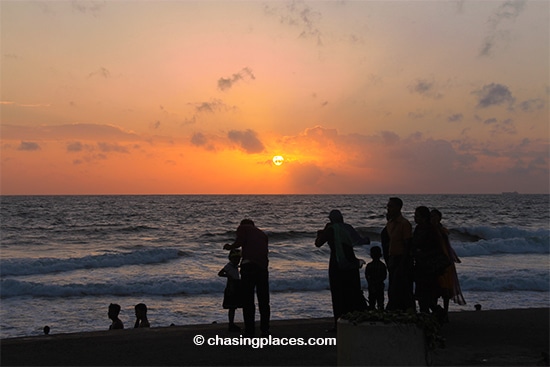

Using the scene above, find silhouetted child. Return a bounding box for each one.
[365,246,387,310]
[218,249,242,332]
[134,303,150,328]
[108,303,124,330]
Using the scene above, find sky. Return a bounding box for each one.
[1,0,549,195]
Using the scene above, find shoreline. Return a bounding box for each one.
[1,308,548,366]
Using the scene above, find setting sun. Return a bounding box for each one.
[272,155,284,166]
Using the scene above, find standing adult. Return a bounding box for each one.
[385,197,415,312]
[224,219,270,337]
[315,209,369,331]
[431,209,466,320]
[411,206,445,315]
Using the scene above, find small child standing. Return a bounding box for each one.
[108,303,124,330]
[365,246,387,310]
[134,303,150,328]
[218,249,242,332]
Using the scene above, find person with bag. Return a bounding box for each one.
[315,209,370,332]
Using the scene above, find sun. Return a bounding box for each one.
[272,155,284,166]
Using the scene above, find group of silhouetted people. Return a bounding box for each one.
[108,302,150,330]
[105,200,464,334]
[314,197,465,330]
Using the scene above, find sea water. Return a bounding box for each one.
[1,194,548,338]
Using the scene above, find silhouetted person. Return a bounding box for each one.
[381,214,390,267]
[43,325,50,335]
[385,197,415,312]
[224,219,270,337]
[315,209,369,331]
[431,209,466,321]
[134,303,150,328]
[412,206,444,315]
[218,249,243,332]
[108,303,124,330]
[365,246,387,310]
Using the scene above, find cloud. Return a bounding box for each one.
[71,1,105,17]
[488,118,517,136]
[264,1,324,46]
[303,125,338,140]
[519,98,545,112]
[1,123,141,142]
[479,0,527,57]
[190,99,230,113]
[380,131,400,145]
[97,142,129,153]
[488,0,527,28]
[88,66,111,78]
[473,83,515,108]
[190,132,207,146]
[448,113,463,122]
[227,129,265,153]
[67,141,84,152]
[408,79,443,99]
[287,162,324,189]
[17,141,41,151]
[217,67,255,91]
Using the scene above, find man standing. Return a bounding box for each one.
[385,197,415,312]
[224,219,270,336]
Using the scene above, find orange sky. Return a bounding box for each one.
[1,1,548,194]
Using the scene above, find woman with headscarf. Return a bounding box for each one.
[315,209,370,331]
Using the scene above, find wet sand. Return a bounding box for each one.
[1,308,548,366]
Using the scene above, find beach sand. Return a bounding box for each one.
[1,308,548,366]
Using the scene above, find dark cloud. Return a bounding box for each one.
[304,126,338,139]
[97,142,129,153]
[67,141,83,152]
[227,129,265,154]
[408,79,443,99]
[217,68,255,91]
[484,118,498,124]
[489,118,516,136]
[448,113,463,122]
[191,132,207,146]
[17,141,40,151]
[380,131,400,145]
[191,99,228,113]
[474,83,515,108]
[519,98,545,112]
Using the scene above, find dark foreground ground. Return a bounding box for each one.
[1,308,548,366]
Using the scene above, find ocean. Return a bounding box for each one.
[1,194,548,339]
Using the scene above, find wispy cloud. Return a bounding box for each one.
[408,78,443,99]
[217,67,256,91]
[479,0,527,57]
